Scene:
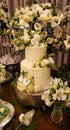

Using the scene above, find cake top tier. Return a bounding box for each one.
[25,46,46,63]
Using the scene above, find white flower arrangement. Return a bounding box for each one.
[0,0,9,35]
[9,3,69,52]
[41,78,70,107]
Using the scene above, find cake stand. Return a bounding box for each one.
[14,86,45,108]
[14,77,53,108]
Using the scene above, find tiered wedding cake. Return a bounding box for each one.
[10,2,69,95]
[10,2,69,106]
[17,45,54,93]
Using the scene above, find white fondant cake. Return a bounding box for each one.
[17,46,53,93]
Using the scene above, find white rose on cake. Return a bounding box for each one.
[40,59,49,67]
[40,57,55,68]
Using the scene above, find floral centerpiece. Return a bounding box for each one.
[0,0,9,35]
[41,78,70,107]
[9,2,69,53]
[41,77,70,123]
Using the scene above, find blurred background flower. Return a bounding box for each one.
[0,0,10,35]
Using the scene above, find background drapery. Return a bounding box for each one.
[0,0,70,67]
[6,0,70,17]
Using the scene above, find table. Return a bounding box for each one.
[1,78,70,130]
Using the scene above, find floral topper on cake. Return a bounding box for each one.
[0,0,10,35]
[9,2,70,53]
[41,78,70,108]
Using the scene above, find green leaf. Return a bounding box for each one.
[50,88,56,93]
[62,101,66,109]
[48,63,57,70]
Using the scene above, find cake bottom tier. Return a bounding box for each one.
[14,77,53,108]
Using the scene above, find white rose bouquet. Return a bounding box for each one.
[9,3,69,52]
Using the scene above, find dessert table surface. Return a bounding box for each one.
[1,77,70,130]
